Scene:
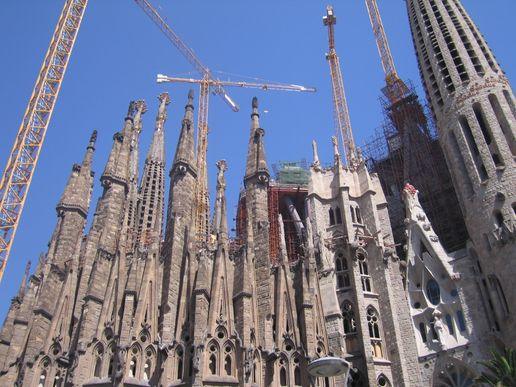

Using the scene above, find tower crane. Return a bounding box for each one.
[323,5,357,167]
[364,0,410,105]
[135,0,316,243]
[0,0,88,284]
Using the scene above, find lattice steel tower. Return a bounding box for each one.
[407,0,516,345]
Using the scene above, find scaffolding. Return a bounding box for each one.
[362,82,468,253]
[235,182,308,265]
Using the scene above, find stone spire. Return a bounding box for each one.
[172,89,196,170]
[244,97,269,186]
[102,101,135,186]
[57,129,96,218]
[136,93,169,248]
[160,90,198,352]
[126,101,146,249]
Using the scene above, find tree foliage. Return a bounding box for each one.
[476,348,516,387]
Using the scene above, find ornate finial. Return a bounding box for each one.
[133,100,148,132]
[157,93,171,127]
[127,101,137,118]
[312,140,320,169]
[331,136,340,157]
[88,130,97,148]
[216,160,228,191]
[252,97,258,110]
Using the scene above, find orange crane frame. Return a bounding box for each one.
[0,0,88,283]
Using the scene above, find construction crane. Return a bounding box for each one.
[323,5,357,167]
[136,0,316,243]
[364,0,410,105]
[134,0,239,112]
[0,0,88,284]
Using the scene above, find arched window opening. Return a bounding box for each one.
[224,344,233,376]
[129,357,137,378]
[419,322,427,343]
[456,310,467,332]
[329,208,335,226]
[342,301,358,353]
[493,210,504,228]
[176,347,184,380]
[436,361,475,387]
[377,374,391,386]
[426,279,441,305]
[335,253,350,290]
[355,207,362,223]
[350,207,356,223]
[108,356,114,377]
[208,342,219,375]
[143,360,151,380]
[367,307,383,358]
[280,366,287,386]
[358,256,372,292]
[209,355,217,375]
[446,314,455,335]
[38,370,47,387]
[335,207,342,224]
[294,366,302,385]
[53,371,63,387]
[93,345,103,377]
[342,302,357,334]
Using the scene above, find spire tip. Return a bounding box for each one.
[252,96,258,109]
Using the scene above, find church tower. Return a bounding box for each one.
[406,0,516,345]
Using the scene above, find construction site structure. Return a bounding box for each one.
[0,0,88,284]
[323,5,357,166]
[362,0,468,253]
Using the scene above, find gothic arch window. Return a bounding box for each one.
[280,366,288,386]
[342,301,358,353]
[329,208,335,226]
[294,362,302,386]
[128,345,141,378]
[143,346,155,381]
[207,341,219,375]
[367,307,383,358]
[335,251,350,289]
[38,357,51,387]
[493,210,504,227]
[175,346,184,380]
[377,374,391,387]
[252,350,261,385]
[52,370,63,387]
[350,206,356,223]
[358,254,372,292]
[107,344,116,378]
[335,206,342,224]
[93,344,104,377]
[38,370,47,387]
[223,342,235,376]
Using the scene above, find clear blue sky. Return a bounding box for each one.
[0,1,514,321]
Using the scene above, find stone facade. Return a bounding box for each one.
[406,0,515,348]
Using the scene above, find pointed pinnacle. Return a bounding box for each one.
[252,96,258,110]
[88,130,98,149]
